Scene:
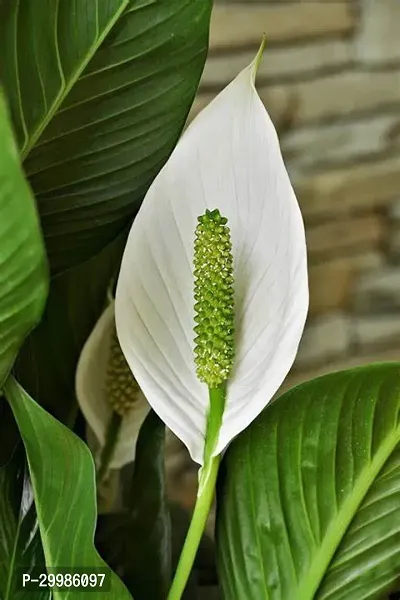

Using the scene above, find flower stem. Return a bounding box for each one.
[96,411,122,484]
[167,385,226,600]
[167,454,220,600]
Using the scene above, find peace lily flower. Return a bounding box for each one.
[115,47,308,467]
[76,301,149,471]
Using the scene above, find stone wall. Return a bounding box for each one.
[191,0,400,390]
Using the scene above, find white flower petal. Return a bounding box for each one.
[115,52,308,465]
[76,302,150,469]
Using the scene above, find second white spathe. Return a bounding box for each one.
[76,302,149,469]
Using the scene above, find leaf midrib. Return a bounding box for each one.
[297,425,400,599]
[20,0,129,161]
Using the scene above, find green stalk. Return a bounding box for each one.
[167,385,226,600]
[96,411,122,484]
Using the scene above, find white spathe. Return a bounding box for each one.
[76,302,149,469]
[115,52,309,465]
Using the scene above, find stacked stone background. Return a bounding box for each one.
[189,0,400,392]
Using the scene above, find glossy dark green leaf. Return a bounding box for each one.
[4,377,133,600]
[0,444,49,600]
[0,0,212,272]
[0,92,48,387]
[15,230,126,423]
[96,410,171,600]
[217,363,400,600]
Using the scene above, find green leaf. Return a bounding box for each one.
[96,410,171,600]
[3,376,133,600]
[0,0,212,272]
[217,363,400,600]
[0,92,48,387]
[15,230,127,423]
[0,443,49,600]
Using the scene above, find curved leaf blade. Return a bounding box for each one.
[4,376,132,600]
[97,410,171,599]
[0,0,212,272]
[217,363,400,600]
[0,442,49,600]
[15,231,127,424]
[0,92,48,387]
